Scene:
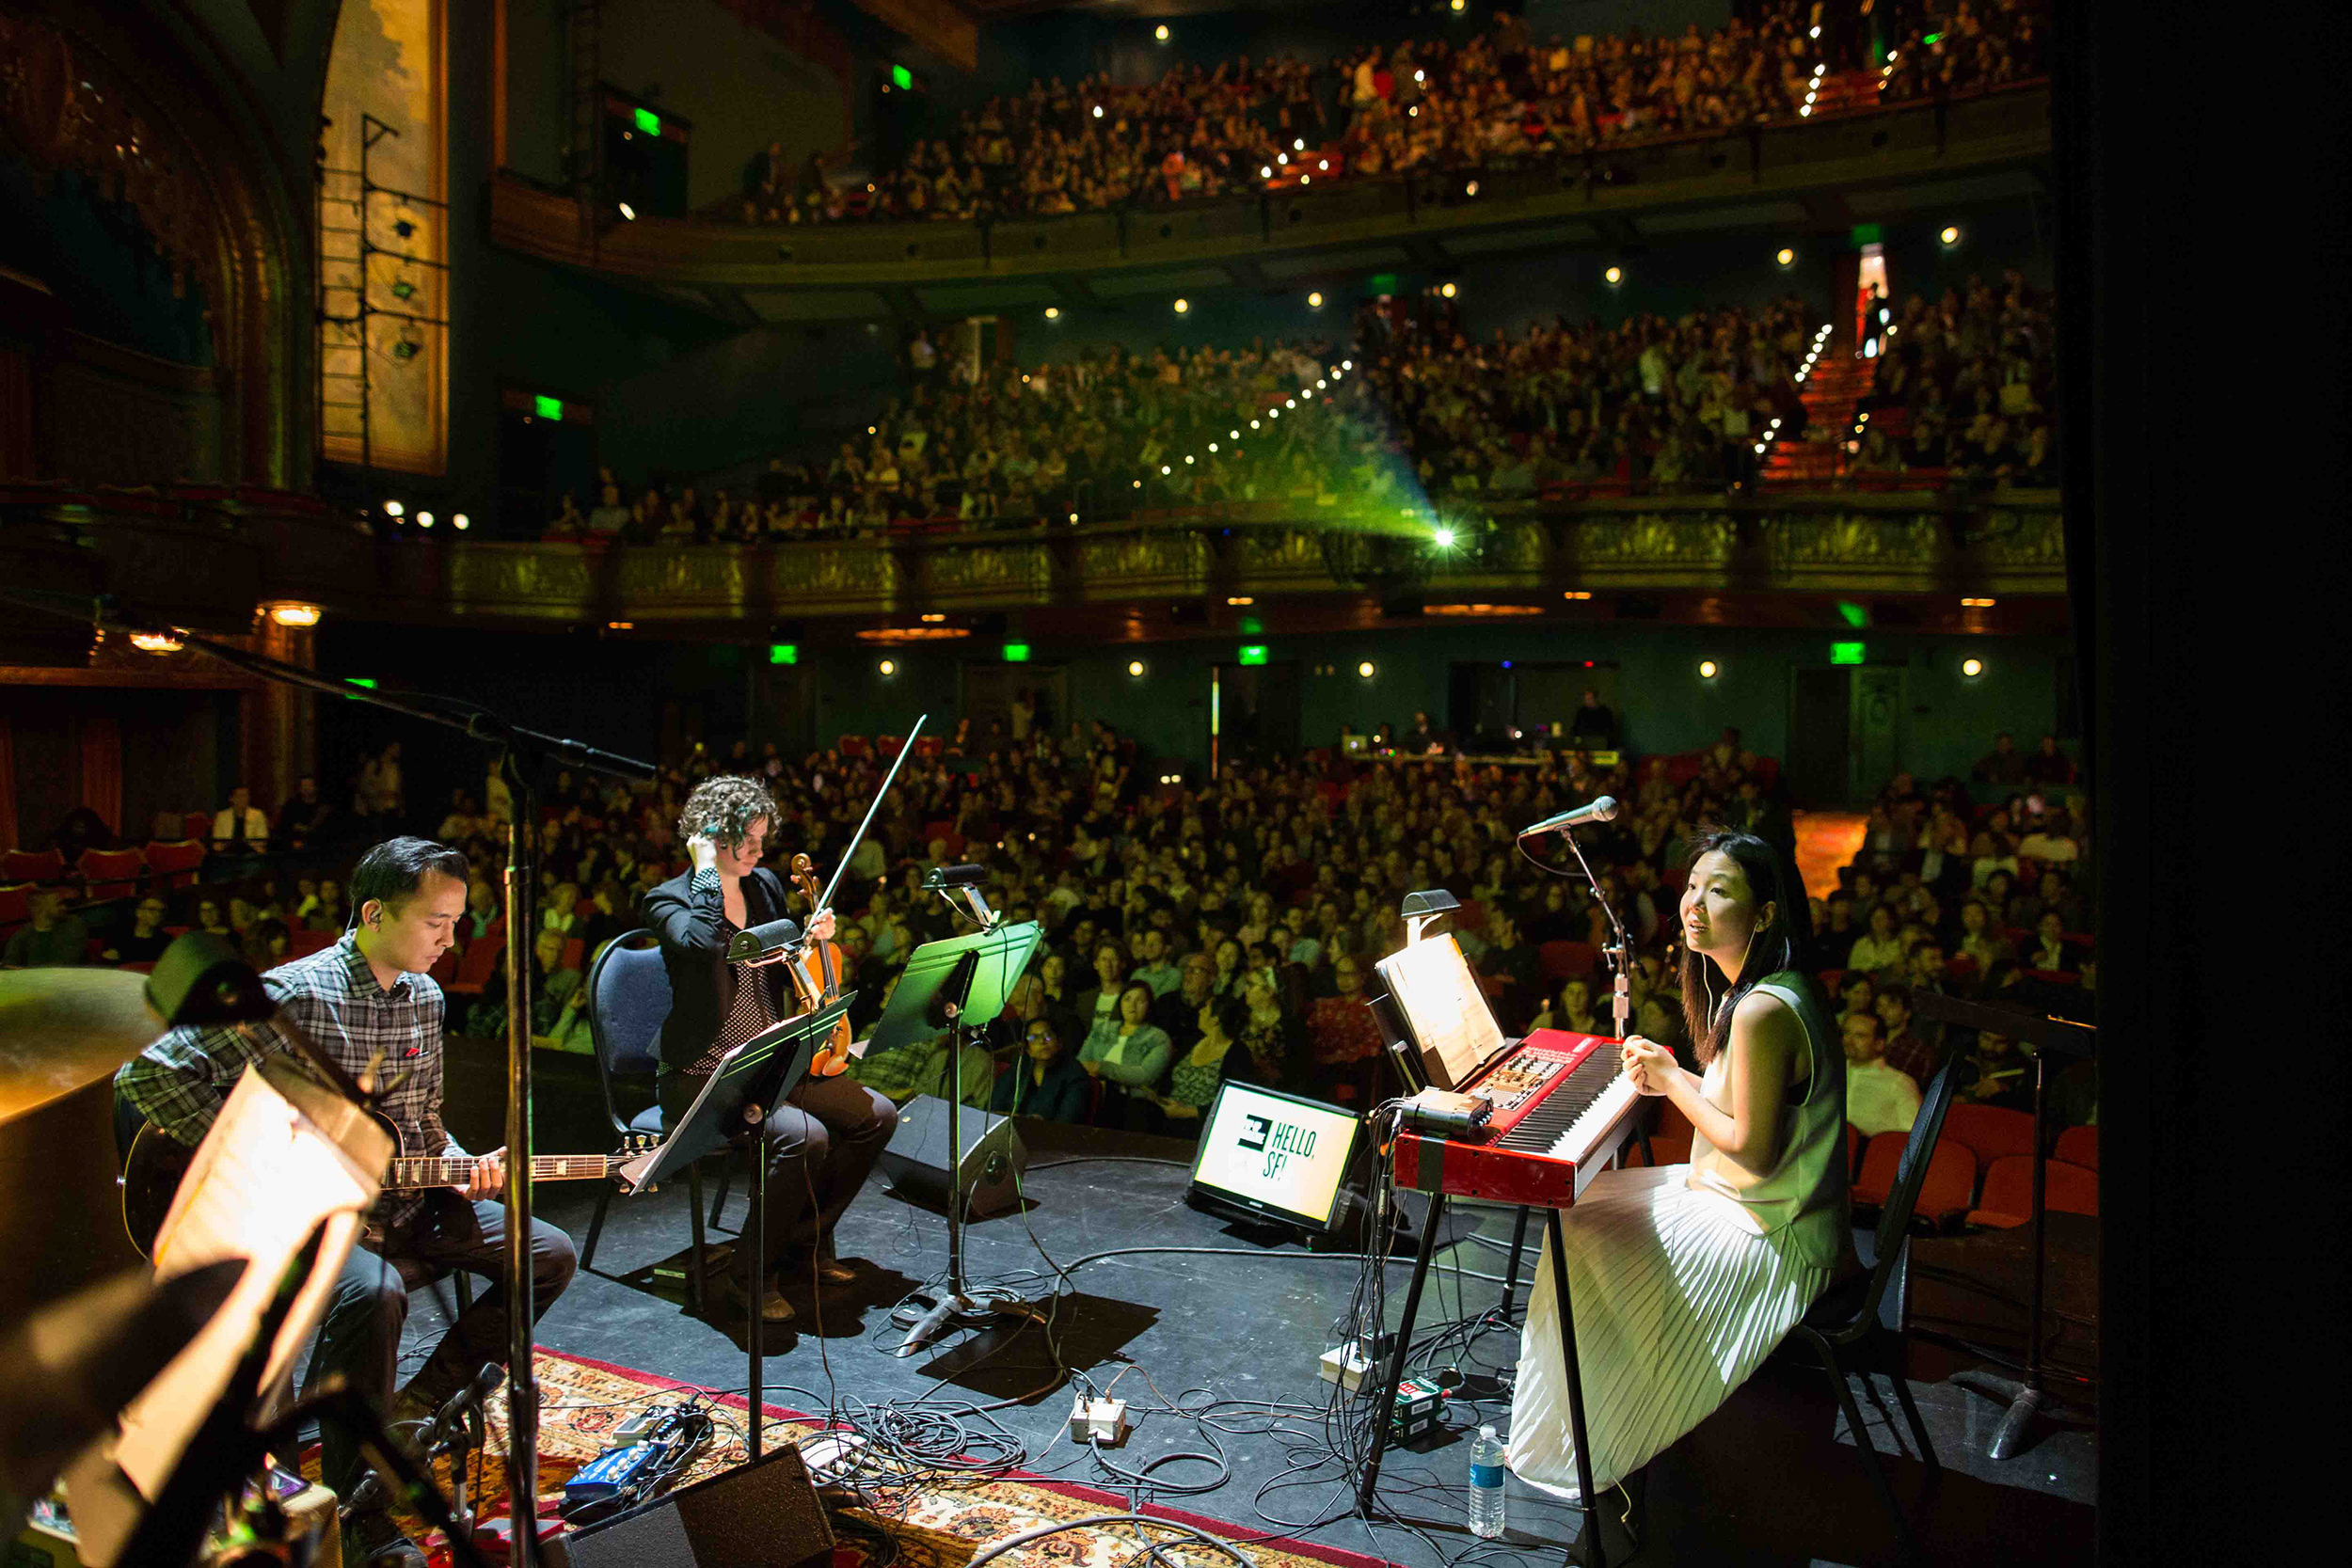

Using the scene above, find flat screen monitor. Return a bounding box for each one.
[1187,1083,1362,1233]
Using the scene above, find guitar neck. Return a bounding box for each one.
[384,1154,612,1189]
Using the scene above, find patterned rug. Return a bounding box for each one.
[325,1349,1396,1568]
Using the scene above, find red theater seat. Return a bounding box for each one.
[2053,1124,2098,1170]
[1941,1102,2037,1166]
[78,847,146,901]
[144,840,206,891]
[1969,1155,2097,1227]
[1853,1133,1975,1227]
[1538,940,1597,979]
[2,848,64,884]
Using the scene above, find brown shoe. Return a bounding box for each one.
[811,1237,859,1286]
[719,1274,795,1323]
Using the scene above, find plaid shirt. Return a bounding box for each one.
[115,933,455,1230]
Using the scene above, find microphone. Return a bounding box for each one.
[1517,795,1621,838]
[724,915,803,961]
[426,1364,506,1451]
[922,863,988,890]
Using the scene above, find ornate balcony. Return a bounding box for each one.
[489,87,2050,312]
[0,483,2063,641]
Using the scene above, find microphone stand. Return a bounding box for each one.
[1557,828,1633,1043]
[0,590,655,1568]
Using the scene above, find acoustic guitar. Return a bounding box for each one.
[119,1108,648,1259]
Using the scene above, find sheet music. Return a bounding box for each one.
[1375,935,1507,1092]
[111,1066,386,1502]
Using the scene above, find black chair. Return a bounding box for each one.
[1777,1045,1963,1560]
[580,929,725,1315]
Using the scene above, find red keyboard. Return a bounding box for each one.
[1393,1029,1643,1209]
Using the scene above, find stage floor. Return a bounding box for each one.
[414,1071,2094,1568]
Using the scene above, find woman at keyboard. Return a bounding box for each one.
[1509,830,1855,1499]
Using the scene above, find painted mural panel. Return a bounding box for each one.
[320,0,447,473]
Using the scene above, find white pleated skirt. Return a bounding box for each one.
[1504,1164,1834,1500]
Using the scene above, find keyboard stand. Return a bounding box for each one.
[1356,1196,1612,1568]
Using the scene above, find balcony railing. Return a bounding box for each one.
[493,86,2050,292]
[0,483,2061,635]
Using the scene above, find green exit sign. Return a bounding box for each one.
[769,643,797,665]
[633,106,661,136]
[533,394,563,420]
[1830,641,1867,665]
[891,64,914,90]
[1237,645,1269,666]
[1002,642,1031,663]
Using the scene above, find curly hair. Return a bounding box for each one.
[676,775,779,852]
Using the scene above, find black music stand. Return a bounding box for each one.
[1908,990,2098,1461]
[616,995,852,1459]
[866,923,1042,1356]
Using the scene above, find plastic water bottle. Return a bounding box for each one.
[1468,1425,1507,1539]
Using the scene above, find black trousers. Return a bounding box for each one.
[303,1195,577,1500]
[660,1072,898,1287]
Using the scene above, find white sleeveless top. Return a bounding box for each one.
[1684,972,1851,1270]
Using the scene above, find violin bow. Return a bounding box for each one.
[816,712,928,914]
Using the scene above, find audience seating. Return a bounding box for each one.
[445,920,506,998]
[78,847,146,901]
[2052,1124,2098,1169]
[836,736,869,759]
[1537,940,1597,980]
[143,840,206,891]
[1968,1154,2098,1227]
[181,812,211,841]
[1852,1132,1975,1229]
[287,927,336,958]
[2021,968,2078,987]
[2,848,65,884]
[0,884,30,927]
[1940,1102,2038,1166]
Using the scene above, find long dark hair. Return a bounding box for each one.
[1677,829,1810,1067]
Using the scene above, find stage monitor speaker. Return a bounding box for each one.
[877,1094,1026,1218]
[554,1444,834,1568]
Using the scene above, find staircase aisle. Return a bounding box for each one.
[1764,331,1874,485]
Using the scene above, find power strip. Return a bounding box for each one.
[1067,1395,1131,1448]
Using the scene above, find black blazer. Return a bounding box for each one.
[640,867,802,1078]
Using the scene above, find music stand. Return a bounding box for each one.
[617,994,852,1459]
[1908,990,2098,1460]
[866,923,1042,1356]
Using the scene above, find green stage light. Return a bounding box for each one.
[633,106,661,136]
[1831,641,1867,665]
[769,643,797,665]
[1003,642,1031,662]
[534,394,563,420]
[1238,645,1269,666]
[1836,600,1869,627]
[346,677,378,689]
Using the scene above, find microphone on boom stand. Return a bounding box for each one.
[1516,795,1620,838]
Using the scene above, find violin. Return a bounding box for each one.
[787,850,856,1077]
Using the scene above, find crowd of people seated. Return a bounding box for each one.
[1850,268,2056,484]
[544,333,1380,540]
[1358,290,1822,497]
[536,264,2054,546]
[737,2,2044,227]
[5,697,2092,1214]
[1824,730,2094,1149]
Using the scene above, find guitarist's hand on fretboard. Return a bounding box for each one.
[461,1148,507,1200]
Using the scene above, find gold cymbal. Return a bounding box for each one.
[0,969,166,1129]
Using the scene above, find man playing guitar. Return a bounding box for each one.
[643,776,898,1323]
[114,836,578,1568]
